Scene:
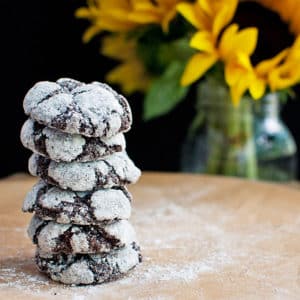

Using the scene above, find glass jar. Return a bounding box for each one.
[254,93,297,181]
[181,77,257,179]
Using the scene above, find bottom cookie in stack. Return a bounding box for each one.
[36,243,142,285]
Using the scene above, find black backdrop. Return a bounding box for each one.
[1,0,300,178]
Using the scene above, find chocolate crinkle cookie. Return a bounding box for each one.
[36,242,142,285]
[23,181,132,225]
[21,119,126,162]
[23,78,132,138]
[21,77,142,285]
[28,152,141,191]
[28,215,137,254]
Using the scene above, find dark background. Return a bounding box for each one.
[1,0,300,178]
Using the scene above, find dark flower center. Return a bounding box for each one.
[232,1,294,65]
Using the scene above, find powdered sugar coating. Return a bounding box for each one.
[21,119,126,162]
[23,78,132,138]
[36,243,141,285]
[23,181,132,225]
[28,215,137,254]
[28,152,141,191]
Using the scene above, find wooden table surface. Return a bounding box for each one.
[1,172,300,299]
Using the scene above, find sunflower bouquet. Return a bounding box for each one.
[76,0,300,178]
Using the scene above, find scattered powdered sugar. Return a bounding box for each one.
[0,260,50,291]
[2,178,299,298]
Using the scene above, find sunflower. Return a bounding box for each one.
[177,0,300,105]
[101,34,152,94]
[76,0,182,42]
[177,0,262,105]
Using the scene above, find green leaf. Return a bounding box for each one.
[143,61,189,121]
[137,35,196,76]
[158,38,195,67]
[278,88,294,103]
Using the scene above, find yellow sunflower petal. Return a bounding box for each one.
[177,2,209,30]
[101,0,131,10]
[236,52,253,70]
[234,27,258,55]
[230,79,248,107]
[75,7,93,18]
[288,36,300,60]
[255,49,289,75]
[249,77,266,100]
[269,63,300,91]
[96,16,137,32]
[177,3,200,28]
[181,53,218,86]
[224,53,252,86]
[212,0,238,38]
[190,31,216,53]
[198,0,213,15]
[106,59,151,94]
[219,25,258,60]
[128,11,161,24]
[290,10,300,35]
[101,34,135,60]
[219,23,238,49]
[131,1,156,10]
[225,59,243,86]
[82,25,102,43]
[161,8,178,32]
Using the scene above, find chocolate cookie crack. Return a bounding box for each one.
[101,160,131,186]
[117,94,132,132]
[35,251,79,273]
[132,242,143,263]
[32,185,131,224]
[93,82,131,133]
[48,223,122,254]
[57,79,83,92]
[74,104,96,136]
[35,88,63,106]
[88,256,121,284]
[50,106,72,131]
[73,137,122,162]
[72,89,89,96]
[32,220,50,244]
[35,156,59,186]
[35,194,118,225]
[32,122,49,157]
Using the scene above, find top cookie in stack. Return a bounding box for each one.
[21,78,142,285]
[23,77,131,138]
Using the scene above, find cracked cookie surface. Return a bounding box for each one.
[23,181,132,225]
[23,78,132,138]
[21,119,126,162]
[35,242,142,285]
[28,215,137,254]
[28,152,141,191]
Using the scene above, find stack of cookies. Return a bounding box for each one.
[20,78,142,285]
